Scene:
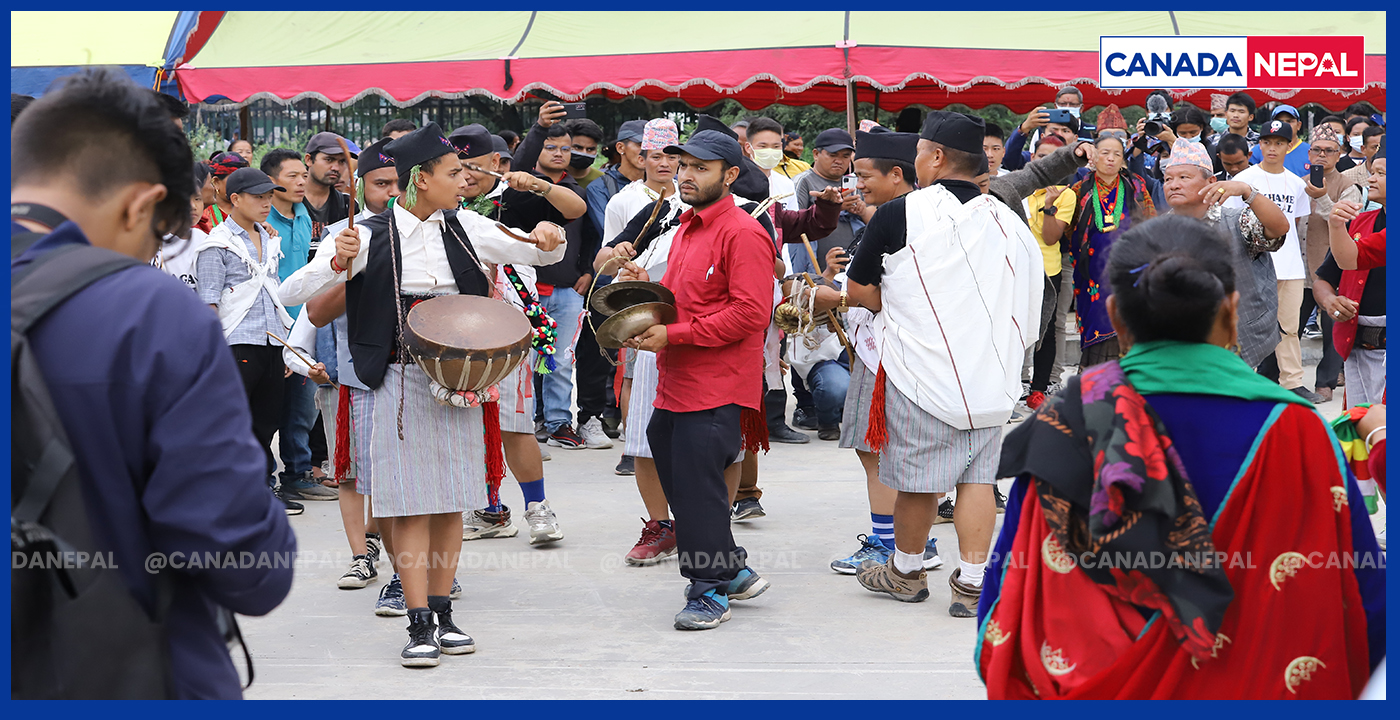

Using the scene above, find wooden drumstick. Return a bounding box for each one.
[635,194,667,241]
[333,137,356,230]
[798,272,854,364]
[265,331,337,387]
[466,163,506,179]
[495,222,540,245]
[799,233,823,275]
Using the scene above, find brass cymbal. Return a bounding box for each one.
[590,280,675,316]
[594,302,678,349]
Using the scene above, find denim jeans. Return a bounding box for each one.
[540,287,585,433]
[278,373,317,482]
[806,357,850,428]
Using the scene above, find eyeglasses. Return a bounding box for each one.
[543,144,571,154]
[1308,147,1340,156]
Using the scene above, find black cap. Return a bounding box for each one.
[1374,135,1385,160]
[448,123,495,159]
[664,129,745,167]
[385,122,457,178]
[1258,118,1295,143]
[855,130,919,165]
[812,128,855,153]
[304,131,357,158]
[226,167,284,196]
[492,135,513,160]
[616,119,647,144]
[357,138,395,178]
[730,157,770,203]
[976,154,990,176]
[695,114,738,141]
[919,111,985,154]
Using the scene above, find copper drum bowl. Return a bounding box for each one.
[404,295,532,392]
[590,280,675,317]
[595,301,678,349]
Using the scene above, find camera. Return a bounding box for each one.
[1143,111,1174,137]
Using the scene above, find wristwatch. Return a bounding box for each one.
[1040,206,1057,215]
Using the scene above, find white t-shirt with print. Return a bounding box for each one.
[1224,164,1310,280]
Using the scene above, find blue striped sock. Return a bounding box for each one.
[520,479,546,505]
[871,512,895,549]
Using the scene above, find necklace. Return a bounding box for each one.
[1092,175,1125,232]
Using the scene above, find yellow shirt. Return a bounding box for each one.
[775,156,811,179]
[1025,186,1076,276]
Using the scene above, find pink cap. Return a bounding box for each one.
[1163,138,1213,172]
[641,118,679,151]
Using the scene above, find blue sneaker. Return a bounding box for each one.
[450,577,462,600]
[674,590,731,630]
[831,534,892,575]
[923,538,944,570]
[375,574,407,617]
[683,566,770,601]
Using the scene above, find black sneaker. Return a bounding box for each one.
[792,407,819,430]
[276,488,304,516]
[615,455,636,476]
[365,533,383,566]
[337,554,377,589]
[430,601,476,655]
[601,416,622,439]
[547,423,586,449]
[769,424,810,444]
[994,487,1006,514]
[1289,386,1326,405]
[932,497,954,525]
[817,425,840,441]
[401,608,440,667]
[731,497,766,521]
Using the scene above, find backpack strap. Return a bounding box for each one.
[12,244,143,334]
[603,171,619,198]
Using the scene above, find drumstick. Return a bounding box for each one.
[635,194,667,241]
[265,331,336,387]
[750,192,794,218]
[495,222,539,245]
[798,272,854,364]
[467,163,506,179]
[333,137,356,230]
[799,233,823,274]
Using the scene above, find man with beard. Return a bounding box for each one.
[620,130,776,630]
[302,132,354,238]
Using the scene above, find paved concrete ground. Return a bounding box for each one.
[243,336,1381,699]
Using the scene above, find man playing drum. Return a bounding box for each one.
[279,123,564,667]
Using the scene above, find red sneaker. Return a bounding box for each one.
[625,519,677,566]
[1025,391,1047,410]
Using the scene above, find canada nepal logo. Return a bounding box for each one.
[1100,36,1365,89]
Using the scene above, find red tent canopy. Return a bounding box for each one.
[176,11,1386,112]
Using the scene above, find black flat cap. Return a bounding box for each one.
[855,130,919,165]
[448,124,496,159]
[920,111,985,155]
[226,167,284,196]
[357,138,395,178]
[385,122,457,177]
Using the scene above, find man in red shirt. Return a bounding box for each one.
[622,130,776,630]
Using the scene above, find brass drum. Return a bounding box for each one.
[404,295,532,392]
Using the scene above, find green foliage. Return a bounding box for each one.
[186,123,222,163]
[251,128,317,169]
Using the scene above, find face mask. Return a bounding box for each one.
[1350,136,1365,152]
[1210,117,1229,134]
[569,152,595,170]
[1057,105,1081,118]
[752,148,784,170]
[1184,135,1202,145]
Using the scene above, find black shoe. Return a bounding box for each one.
[769,424,810,444]
[600,416,622,439]
[615,454,636,476]
[817,425,840,441]
[731,497,766,521]
[428,599,476,655]
[276,488,304,516]
[547,423,586,449]
[792,407,819,430]
[994,487,1006,514]
[401,608,440,667]
[1289,386,1326,405]
[534,420,550,443]
[932,497,954,525]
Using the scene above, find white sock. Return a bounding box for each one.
[893,548,924,575]
[959,560,987,587]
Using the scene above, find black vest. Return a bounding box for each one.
[345,208,492,389]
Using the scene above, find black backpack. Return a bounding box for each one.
[10,242,175,699]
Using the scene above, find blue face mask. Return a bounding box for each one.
[1184,135,1203,144]
[1210,117,1229,134]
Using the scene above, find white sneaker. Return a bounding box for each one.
[524,500,564,545]
[579,417,614,449]
[462,507,519,541]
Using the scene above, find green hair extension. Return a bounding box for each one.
[355,176,365,210]
[403,165,423,208]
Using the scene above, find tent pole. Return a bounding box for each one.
[845,80,857,138]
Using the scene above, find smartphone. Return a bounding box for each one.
[1309,164,1325,189]
[561,102,587,120]
[841,174,858,192]
[1043,108,1076,125]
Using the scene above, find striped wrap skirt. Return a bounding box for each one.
[496,351,536,434]
[364,364,488,517]
[624,350,659,459]
[839,354,877,453]
[878,377,1001,494]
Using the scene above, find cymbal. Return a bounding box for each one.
[590,280,675,316]
[594,302,678,349]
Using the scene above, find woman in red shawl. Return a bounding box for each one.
[979,214,1384,699]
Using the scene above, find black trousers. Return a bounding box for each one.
[574,314,610,425]
[648,405,747,599]
[232,344,285,486]
[1301,290,1344,389]
[1030,271,1063,392]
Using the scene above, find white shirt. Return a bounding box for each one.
[768,172,799,210]
[279,202,565,308]
[603,179,677,246]
[1224,164,1310,280]
[154,228,205,293]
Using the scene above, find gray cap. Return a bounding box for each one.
[616,119,647,144]
[492,134,513,159]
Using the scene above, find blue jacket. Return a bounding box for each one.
[267,201,313,317]
[585,166,629,240]
[12,222,296,699]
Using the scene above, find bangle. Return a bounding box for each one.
[1244,188,1259,205]
[1365,425,1385,448]
[330,256,345,273]
[839,289,849,312]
